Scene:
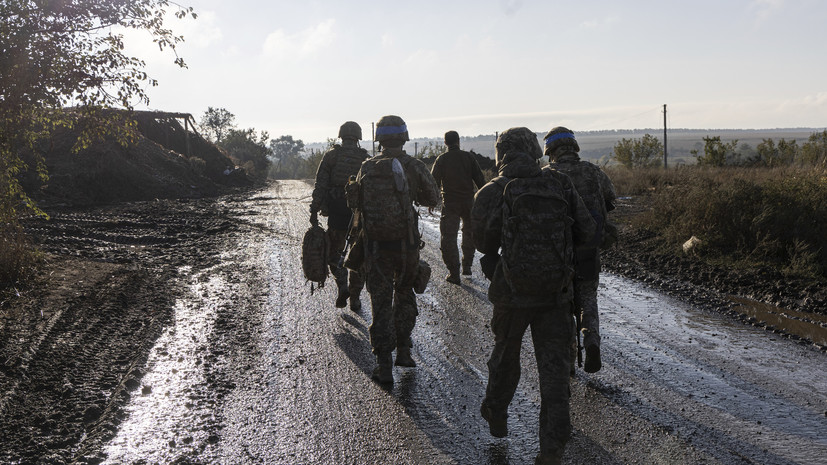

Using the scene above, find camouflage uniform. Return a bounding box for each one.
[310,128,370,310]
[430,131,485,280]
[543,126,616,373]
[471,127,595,463]
[355,116,440,383]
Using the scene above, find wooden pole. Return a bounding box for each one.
[663,104,668,169]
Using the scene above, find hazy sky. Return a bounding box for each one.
[130,0,827,143]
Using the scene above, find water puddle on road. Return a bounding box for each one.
[728,296,827,347]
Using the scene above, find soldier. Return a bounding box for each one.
[350,115,440,384]
[309,121,369,312]
[471,127,595,465]
[543,126,616,373]
[430,130,485,284]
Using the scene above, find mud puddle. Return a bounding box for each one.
[729,296,827,347]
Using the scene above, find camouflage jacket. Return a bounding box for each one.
[355,147,440,241]
[471,151,596,307]
[310,142,370,217]
[430,147,485,206]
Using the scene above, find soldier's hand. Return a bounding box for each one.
[428,207,434,215]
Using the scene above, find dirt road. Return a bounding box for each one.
[2,180,825,464]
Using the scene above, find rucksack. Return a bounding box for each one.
[497,175,574,295]
[358,156,416,242]
[301,224,329,293]
[548,162,605,249]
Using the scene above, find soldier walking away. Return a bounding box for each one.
[430,130,485,284]
[471,127,596,465]
[309,121,370,312]
[543,126,616,374]
[348,115,440,384]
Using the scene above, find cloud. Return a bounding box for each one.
[262,19,337,59]
[751,0,785,25]
[580,16,619,30]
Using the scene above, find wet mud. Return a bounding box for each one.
[1,181,824,464]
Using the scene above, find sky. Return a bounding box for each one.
[128,0,827,143]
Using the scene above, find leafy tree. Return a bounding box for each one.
[199,107,235,143]
[1,0,194,282]
[756,138,799,167]
[800,130,827,167]
[415,141,447,160]
[270,135,305,178]
[692,136,739,167]
[612,134,663,168]
[219,128,271,179]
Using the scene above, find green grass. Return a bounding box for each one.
[606,165,827,279]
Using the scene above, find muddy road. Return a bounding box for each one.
[2,180,826,464]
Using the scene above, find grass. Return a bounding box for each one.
[0,221,41,290]
[605,165,827,279]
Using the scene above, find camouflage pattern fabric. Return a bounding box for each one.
[357,147,439,358]
[471,151,596,308]
[545,151,616,350]
[483,302,574,458]
[327,228,364,301]
[364,247,420,355]
[310,141,369,219]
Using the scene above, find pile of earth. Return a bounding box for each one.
[20,110,252,207]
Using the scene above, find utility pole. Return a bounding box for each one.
[663,104,668,169]
[371,122,375,156]
[414,142,418,158]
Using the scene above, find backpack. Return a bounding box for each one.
[358,156,416,242]
[301,224,329,293]
[548,162,605,249]
[497,175,574,295]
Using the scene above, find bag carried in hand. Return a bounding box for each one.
[499,175,575,295]
[413,259,431,294]
[302,224,329,292]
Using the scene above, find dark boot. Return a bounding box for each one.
[534,450,563,465]
[335,286,350,308]
[462,264,472,276]
[480,402,508,438]
[371,353,393,384]
[349,297,361,313]
[395,346,416,367]
[445,273,461,285]
[584,344,602,373]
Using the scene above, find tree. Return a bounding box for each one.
[199,107,235,143]
[1,0,194,282]
[800,130,827,167]
[612,134,663,168]
[756,138,799,167]
[269,135,305,178]
[219,128,271,179]
[692,136,739,167]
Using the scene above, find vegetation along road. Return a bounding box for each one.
[1,180,825,464]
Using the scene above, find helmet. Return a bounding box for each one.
[338,121,362,140]
[543,126,580,157]
[375,115,409,144]
[495,127,542,163]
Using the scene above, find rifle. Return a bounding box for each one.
[337,212,359,271]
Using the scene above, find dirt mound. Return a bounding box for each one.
[22,112,251,207]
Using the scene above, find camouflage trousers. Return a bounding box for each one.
[484,303,573,457]
[364,245,419,355]
[439,199,475,275]
[574,278,600,349]
[327,228,364,298]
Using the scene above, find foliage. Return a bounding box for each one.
[199,107,235,143]
[800,130,827,167]
[621,166,827,279]
[1,0,194,285]
[415,141,447,160]
[612,134,663,169]
[220,128,271,180]
[692,136,739,167]
[269,135,306,178]
[755,138,799,167]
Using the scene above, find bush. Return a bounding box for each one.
[0,222,40,288]
[630,166,827,278]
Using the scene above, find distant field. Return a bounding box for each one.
[409,128,824,165]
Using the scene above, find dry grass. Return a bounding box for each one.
[605,165,827,278]
[0,222,40,288]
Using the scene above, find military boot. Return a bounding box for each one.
[395,346,416,367]
[534,450,563,465]
[480,402,507,438]
[584,344,602,373]
[462,264,472,276]
[371,353,393,384]
[349,296,361,313]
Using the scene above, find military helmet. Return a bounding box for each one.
[543,126,580,156]
[495,127,543,163]
[375,115,409,143]
[338,121,362,140]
